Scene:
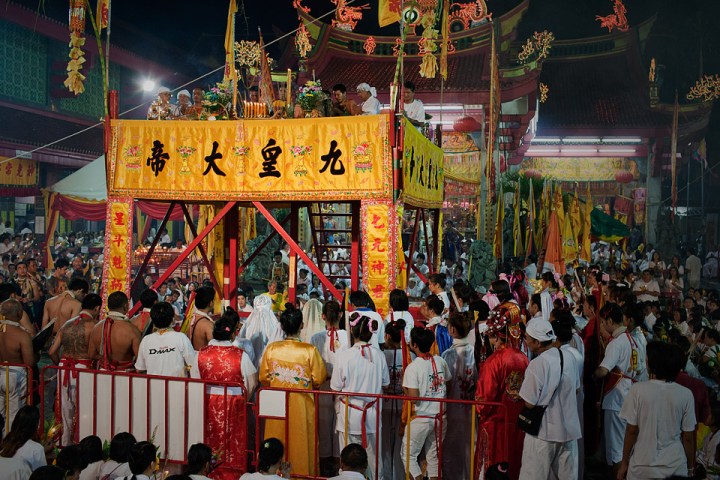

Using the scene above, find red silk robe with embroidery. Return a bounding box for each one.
[475,346,529,480]
[197,345,247,477]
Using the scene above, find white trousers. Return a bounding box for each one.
[400,417,445,479]
[0,366,27,434]
[337,431,380,480]
[519,434,578,480]
[604,409,626,465]
[58,361,90,446]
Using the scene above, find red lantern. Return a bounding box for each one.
[453,116,481,132]
[524,169,542,180]
[615,170,633,183]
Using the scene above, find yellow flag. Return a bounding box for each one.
[579,185,593,262]
[96,0,109,30]
[223,0,237,83]
[561,207,577,263]
[513,186,522,257]
[570,193,581,244]
[525,179,535,255]
[535,180,547,250]
[494,187,504,260]
[379,0,401,27]
[553,183,565,230]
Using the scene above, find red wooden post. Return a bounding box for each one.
[350,201,360,291]
[127,201,238,317]
[225,206,239,308]
[252,201,342,302]
[288,203,299,304]
[130,201,176,294]
[179,203,222,297]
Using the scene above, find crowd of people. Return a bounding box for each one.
[145,80,426,125]
[4,218,720,479]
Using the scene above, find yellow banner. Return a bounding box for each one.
[378,0,401,27]
[108,116,392,201]
[102,197,133,304]
[402,119,444,208]
[520,157,640,182]
[362,201,397,317]
[0,157,37,186]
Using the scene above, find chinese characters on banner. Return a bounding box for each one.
[0,157,38,186]
[402,119,445,209]
[108,116,392,201]
[362,201,398,316]
[101,197,133,308]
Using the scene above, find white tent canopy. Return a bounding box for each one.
[47,155,107,201]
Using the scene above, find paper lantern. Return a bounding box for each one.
[453,116,481,132]
[523,169,542,180]
[615,170,633,183]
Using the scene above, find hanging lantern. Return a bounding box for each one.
[523,169,542,180]
[453,116,481,132]
[615,170,633,183]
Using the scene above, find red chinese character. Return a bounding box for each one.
[112,235,124,248]
[109,279,124,291]
[371,214,386,230]
[16,163,23,177]
[371,238,386,253]
[26,164,35,177]
[5,163,11,175]
[111,255,123,269]
[370,260,385,276]
[371,284,386,297]
[113,211,125,226]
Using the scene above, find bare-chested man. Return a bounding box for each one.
[0,299,35,432]
[42,277,89,336]
[48,293,101,445]
[186,286,216,350]
[0,284,36,335]
[130,289,158,334]
[89,292,140,371]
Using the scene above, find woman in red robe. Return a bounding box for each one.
[192,308,258,480]
[475,298,529,480]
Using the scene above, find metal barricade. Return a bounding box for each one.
[0,362,34,432]
[39,365,254,470]
[255,386,508,480]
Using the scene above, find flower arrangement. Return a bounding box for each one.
[233,146,249,156]
[202,82,233,119]
[290,145,313,158]
[297,80,329,113]
[176,146,197,158]
[353,142,370,156]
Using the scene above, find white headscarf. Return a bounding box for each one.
[300,298,325,343]
[177,89,191,100]
[356,83,377,98]
[240,295,283,344]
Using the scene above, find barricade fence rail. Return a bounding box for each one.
[255,386,509,480]
[39,365,252,467]
[0,362,34,432]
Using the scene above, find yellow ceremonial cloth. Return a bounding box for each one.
[259,339,327,476]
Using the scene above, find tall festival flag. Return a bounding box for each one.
[223,0,237,83]
[378,0,401,27]
[580,183,593,262]
[513,186,522,257]
[525,179,535,258]
[493,185,504,260]
[535,180,547,251]
[440,0,450,80]
[96,0,109,29]
[257,29,275,110]
[486,27,500,203]
[670,91,679,220]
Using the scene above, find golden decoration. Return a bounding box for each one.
[234,40,274,69]
[449,0,492,30]
[295,22,312,58]
[649,58,656,83]
[539,83,549,103]
[686,74,720,102]
[418,8,439,78]
[64,32,86,95]
[331,0,370,32]
[517,30,554,63]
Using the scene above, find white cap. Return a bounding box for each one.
[525,318,556,342]
[157,86,171,94]
[356,83,377,97]
[177,89,191,99]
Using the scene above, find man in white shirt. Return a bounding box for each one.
[356,83,380,115]
[402,81,425,127]
[327,443,368,480]
[686,249,702,290]
[401,328,450,480]
[135,302,196,378]
[594,302,639,476]
[518,318,581,480]
[427,273,450,318]
[632,270,660,303]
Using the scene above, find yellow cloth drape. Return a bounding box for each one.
[580,184,593,262]
[43,191,60,269]
[378,0,401,27]
[259,340,327,477]
[103,197,133,301]
[403,118,445,208]
[513,187,521,257]
[493,186,504,260]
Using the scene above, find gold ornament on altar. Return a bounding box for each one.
[649,58,656,83]
[539,83,549,103]
[517,30,554,63]
[65,0,87,95]
[234,40,273,69]
[363,36,377,55]
[295,22,312,58]
[686,74,720,102]
[331,0,370,32]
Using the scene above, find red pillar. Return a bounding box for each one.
[288,203,299,305]
[224,206,239,309]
